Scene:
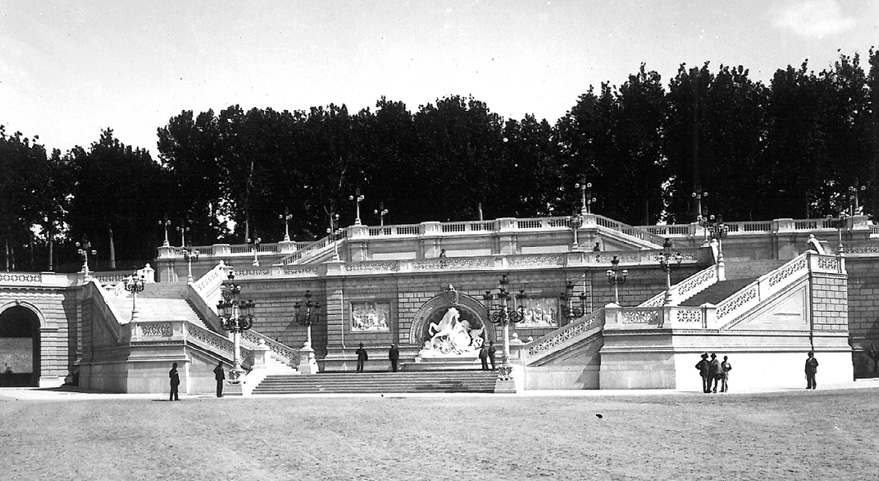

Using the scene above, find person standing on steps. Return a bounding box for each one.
[213,361,225,397]
[479,342,490,370]
[720,356,732,392]
[356,343,368,372]
[695,353,710,393]
[708,353,722,393]
[169,362,180,401]
[805,351,819,389]
[388,344,400,372]
[488,341,497,371]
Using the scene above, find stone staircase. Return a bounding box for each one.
[252,370,499,394]
[109,282,209,330]
[678,260,787,307]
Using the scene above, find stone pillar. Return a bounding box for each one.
[278,240,298,254]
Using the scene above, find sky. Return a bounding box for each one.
[1,0,877,155]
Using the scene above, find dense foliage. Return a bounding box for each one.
[3,50,878,271]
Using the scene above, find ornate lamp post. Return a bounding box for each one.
[481,274,526,378]
[175,221,190,248]
[657,238,683,305]
[280,208,293,242]
[327,213,342,261]
[849,184,866,215]
[217,272,255,381]
[75,237,97,278]
[124,271,145,321]
[575,175,596,215]
[374,202,389,227]
[350,188,365,225]
[293,290,322,374]
[569,215,583,249]
[559,281,588,321]
[159,215,171,247]
[606,256,628,305]
[247,233,261,267]
[692,188,708,221]
[828,212,849,254]
[183,247,200,282]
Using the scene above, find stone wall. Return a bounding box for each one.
[841,257,879,377]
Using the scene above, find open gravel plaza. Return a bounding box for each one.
[1,384,878,480]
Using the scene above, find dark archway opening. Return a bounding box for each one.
[0,306,40,387]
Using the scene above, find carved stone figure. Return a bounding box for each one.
[426,307,483,354]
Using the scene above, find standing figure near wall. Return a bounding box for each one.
[169,363,180,401]
[805,351,819,389]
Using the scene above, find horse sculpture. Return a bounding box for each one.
[428,307,482,354]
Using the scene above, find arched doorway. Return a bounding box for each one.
[0,306,40,387]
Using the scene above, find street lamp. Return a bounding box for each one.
[280,208,293,242]
[350,188,365,225]
[692,189,708,221]
[247,233,261,267]
[183,247,200,283]
[849,184,866,215]
[575,175,596,215]
[124,271,145,321]
[827,212,849,254]
[374,202,389,226]
[327,213,343,261]
[175,221,190,249]
[75,238,97,278]
[606,256,628,305]
[657,238,683,305]
[481,274,526,379]
[559,280,588,321]
[159,215,171,247]
[293,290,322,374]
[569,215,583,249]
[217,271,256,381]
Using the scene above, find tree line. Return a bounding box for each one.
[3,50,877,272]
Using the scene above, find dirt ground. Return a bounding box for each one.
[0,389,877,480]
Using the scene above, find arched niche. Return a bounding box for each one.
[408,293,496,346]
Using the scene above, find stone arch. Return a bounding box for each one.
[408,294,496,346]
[0,302,43,387]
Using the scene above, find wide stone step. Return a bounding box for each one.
[253,371,499,394]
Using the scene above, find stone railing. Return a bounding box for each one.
[618,252,841,330]
[276,230,348,266]
[240,330,298,367]
[639,215,871,240]
[592,214,667,247]
[523,308,605,365]
[85,280,127,342]
[605,304,712,329]
[714,253,814,324]
[638,263,719,308]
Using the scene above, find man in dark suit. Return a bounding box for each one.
[169,362,180,401]
[479,343,489,370]
[213,361,225,397]
[356,343,368,372]
[805,351,819,389]
[388,344,400,372]
[488,341,497,370]
[695,353,710,393]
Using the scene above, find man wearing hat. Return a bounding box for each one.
[695,353,711,393]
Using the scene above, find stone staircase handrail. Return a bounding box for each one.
[638,264,720,308]
[240,330,298,367]
[84,280,127,342]
[593,214,667,248]
[523,308,605,365]
[711,252,847,327]
[276,229,349,266]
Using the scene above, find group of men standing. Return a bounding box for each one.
[696,353,732,393]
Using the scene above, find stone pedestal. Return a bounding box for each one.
[494,365,520,393]
[224,381,244,396]
[299,345,319,374]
